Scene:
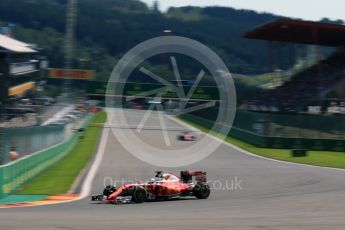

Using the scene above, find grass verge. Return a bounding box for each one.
[17,112,107,195]
[182,118,345,170]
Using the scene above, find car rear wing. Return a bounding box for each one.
[180,171,207,183]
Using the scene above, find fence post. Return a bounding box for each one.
[0,127,3,165]
[0,167,3,199]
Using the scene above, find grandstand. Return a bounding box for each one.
[183,19,345,151]
[244,18,345,113]
[0,34,40,120]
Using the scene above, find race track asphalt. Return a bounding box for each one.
[1,109,345,230]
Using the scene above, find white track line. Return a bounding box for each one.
[167,115,345,172]
[79,124,110,199]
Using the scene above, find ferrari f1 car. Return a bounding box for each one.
[177,132,196,141]
[91,171,210,204]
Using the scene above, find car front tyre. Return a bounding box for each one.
[131,186,148,203]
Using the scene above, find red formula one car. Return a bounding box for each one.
[91,171,211,204]
[177,132,196,141]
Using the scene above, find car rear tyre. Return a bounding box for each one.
[194,183,211,199]
[131,186,147,203]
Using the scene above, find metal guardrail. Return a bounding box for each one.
[181,113,345,151]
[0,125,65,165]
[188,108,345,140]
[0,114,94,199]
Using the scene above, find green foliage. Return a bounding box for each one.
[42,84,62,98]
[0,0,284,78]
[166,7,207,21]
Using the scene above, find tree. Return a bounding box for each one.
[152,1,160,13]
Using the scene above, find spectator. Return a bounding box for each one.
[9,147,19,161]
